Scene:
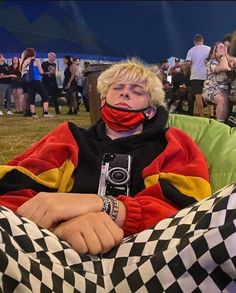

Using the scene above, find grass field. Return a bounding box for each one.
[0,105,91,164]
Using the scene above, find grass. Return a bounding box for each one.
[0,105,91,164]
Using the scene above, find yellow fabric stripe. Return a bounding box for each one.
[144,174,159,188]
[144,172,211,201]
[0,159,75,192]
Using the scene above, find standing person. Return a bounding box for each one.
[20,50,31,117]
[42,52,60,114]
[82,61,90,112]
[186,34,210,117]
[202,42,232,122]
[73,57,90,112]
[0,54,16,115]
[9,56,24,114]
[63,55,78,114]
[21,48,52,118]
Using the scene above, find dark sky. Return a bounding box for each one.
[0,1,236,63]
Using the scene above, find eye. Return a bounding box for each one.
[133,90,144,95]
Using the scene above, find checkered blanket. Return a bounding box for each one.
[1,183,236,292]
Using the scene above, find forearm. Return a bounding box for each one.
[0,74,12,79]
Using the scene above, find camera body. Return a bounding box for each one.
[98,153,132,197]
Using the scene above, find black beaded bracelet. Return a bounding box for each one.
[108,196,119,221]
[101,196,111,215]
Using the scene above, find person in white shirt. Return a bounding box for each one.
[186,34,210,117]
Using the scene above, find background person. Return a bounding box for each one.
[42,52,60,114]
[202,42,231,122]
[9,55,24,114]
[63,55,78,114]
[21,47,51,118]
[0,53,16,115]
[186,34,210,117]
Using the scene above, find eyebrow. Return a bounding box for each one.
[115,83,145,89]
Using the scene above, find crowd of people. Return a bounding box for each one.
[158,32,236,124]
[1,32,236,123]
[0,48,90,118]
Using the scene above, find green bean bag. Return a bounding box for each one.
[167,114,236,193]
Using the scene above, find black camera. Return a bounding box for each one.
[98,153,132,197]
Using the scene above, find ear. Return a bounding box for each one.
[144,106,157,120]
[101,96,106,106]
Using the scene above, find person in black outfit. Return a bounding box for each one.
[42,52,60,114]
[9,56,24,114]
[0,53,16,115]
[169,61,194,115]
[63,55,78,114]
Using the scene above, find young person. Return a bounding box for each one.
[2,59,234,292]
[186,34,210,117]
[42,52,60,114]
[21,47,51,118]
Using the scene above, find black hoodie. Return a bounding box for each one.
[69,106,169,196]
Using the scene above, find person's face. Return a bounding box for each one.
[181,63,188,71]
[215,43,227,58]
[74,59,80,66]
[163,62,169,70]
[63,58,68,64]
[105,82,150,110]
[48,53,56,62]
[13,57,18,64]
[0,55,5,63]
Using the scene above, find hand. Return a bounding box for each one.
[11,74,17,79]
[17,192,103,229]
[53,212,124,255]
[65,83,70,90]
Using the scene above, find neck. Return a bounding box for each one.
[105,124,143,140]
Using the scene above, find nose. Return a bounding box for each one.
[120,93,130,99]
[120,86,130,99]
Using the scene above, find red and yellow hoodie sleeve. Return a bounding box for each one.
[118,127,211,236]
[0,122,79,212]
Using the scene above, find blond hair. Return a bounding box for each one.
[97,58,165,107]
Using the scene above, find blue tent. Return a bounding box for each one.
[0,1,125,61]
[0,1,235,63]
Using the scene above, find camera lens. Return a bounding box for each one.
[113,171,126,181]
[107,167,129,185]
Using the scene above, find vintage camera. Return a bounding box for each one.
[98,153,132,197]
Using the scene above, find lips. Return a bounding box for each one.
[115,103,131,109]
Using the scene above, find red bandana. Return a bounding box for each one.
[100,102,148,132]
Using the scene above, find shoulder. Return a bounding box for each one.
[165,127,197,146]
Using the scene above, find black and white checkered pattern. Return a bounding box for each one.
[1,183,236,292]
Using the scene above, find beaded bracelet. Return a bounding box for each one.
[100,196,111,215]
[108,196,119,221]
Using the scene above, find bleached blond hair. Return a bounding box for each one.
[97,58,165,107]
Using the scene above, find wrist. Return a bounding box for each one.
[99,196,125,226]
